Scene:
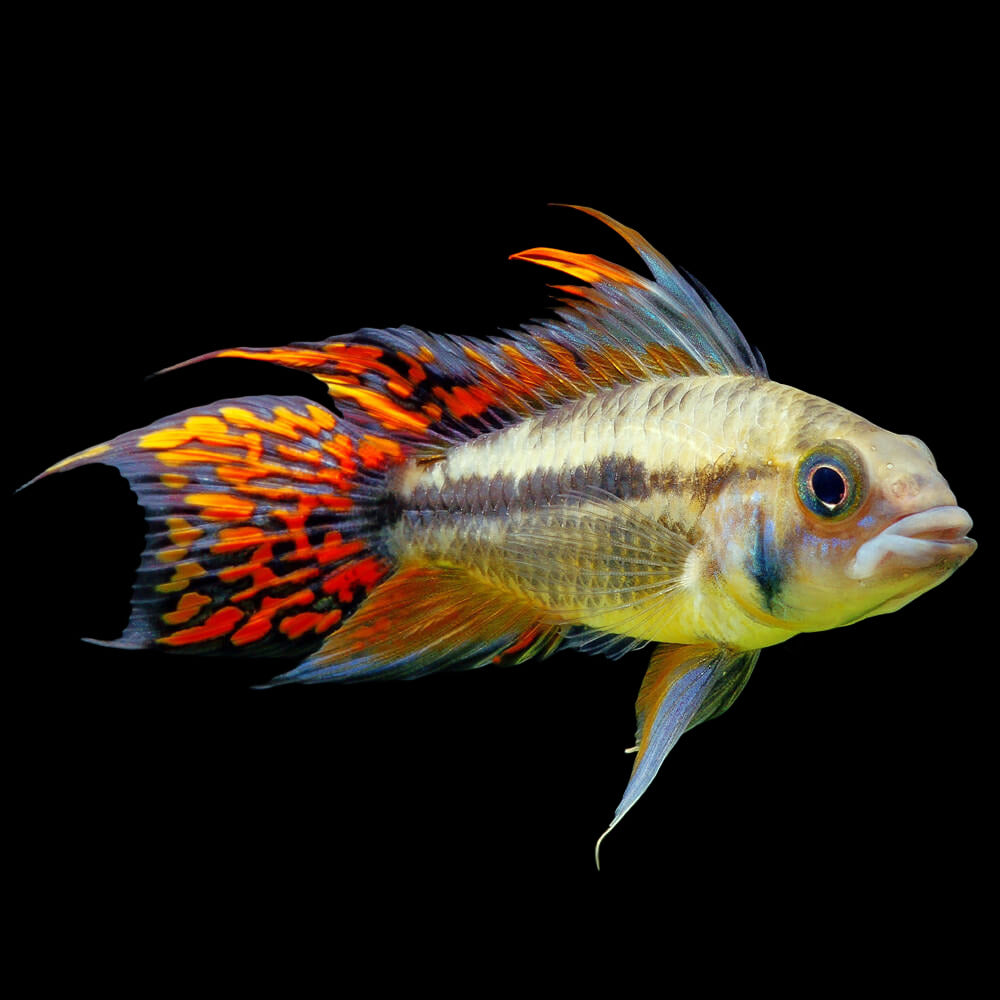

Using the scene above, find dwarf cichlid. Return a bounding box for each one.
[24,206,976,863]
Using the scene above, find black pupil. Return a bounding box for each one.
[812,465,847,508]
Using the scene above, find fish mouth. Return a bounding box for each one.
[847,506,976,580]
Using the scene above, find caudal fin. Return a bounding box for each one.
[24,395,402,656]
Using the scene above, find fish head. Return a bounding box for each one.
[770,424,976,631]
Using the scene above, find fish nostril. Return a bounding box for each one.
[889,475,920,499]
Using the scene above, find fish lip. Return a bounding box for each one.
[881,506,974,543]
[847,506,976,581]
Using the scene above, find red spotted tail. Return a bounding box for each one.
[25,394,401,657]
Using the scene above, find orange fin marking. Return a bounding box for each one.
[162,592,213,625]
[314,533,366,565]
[492,624,544,664]
[183,493,256,521]
[156,547,188,563]
[218,542,275,584]
[357,435,403,469]
[509,247,645,288]
[139,428,196,449]
[158,606,245,646]
[583,344,645,381]
[644,343,701,377]
[431,383,496,420]
[211,526,267,553]
[321,343,386,363]
[496,343,573,398]
[315,380,432,433]
[229,565,320,600]
[168,561,206,582]
[166,517,203,546]
[215,347,334,369]
[279,608,343,640]
[537,338,587,381]
[230,588,317,646]
[277,444,323,465]
[320,555,389,602]
[396,351,428,384]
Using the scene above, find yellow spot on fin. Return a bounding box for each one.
[40,442,112,476]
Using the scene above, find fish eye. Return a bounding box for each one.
[811,465,848,508]
[796,443,864,519]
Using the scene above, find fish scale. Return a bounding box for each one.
[21,205,975,866]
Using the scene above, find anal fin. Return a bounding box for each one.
[266,565,566,685]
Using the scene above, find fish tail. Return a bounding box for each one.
[24,386,567,682]
[23,394,401,657]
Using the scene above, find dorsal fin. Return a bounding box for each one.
[161,208,766,444]
[512,204,767,380]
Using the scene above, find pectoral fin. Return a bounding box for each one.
[595,643,759,867]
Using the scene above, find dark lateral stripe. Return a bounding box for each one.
[400,453,753,518]
[403,455,653,516]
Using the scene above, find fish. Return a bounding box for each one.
[22,205,976,865]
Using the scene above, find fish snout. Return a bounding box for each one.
[847,505,976,580]
[870,432,961,523]
[882,462,957,511]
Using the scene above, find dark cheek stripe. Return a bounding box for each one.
[747,513,784,613]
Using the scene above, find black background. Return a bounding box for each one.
[7,42,992,950]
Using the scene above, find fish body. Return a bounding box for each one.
[23,206,976,861]
[387,371,962,651]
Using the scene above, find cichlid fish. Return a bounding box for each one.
[24,206,976,863]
